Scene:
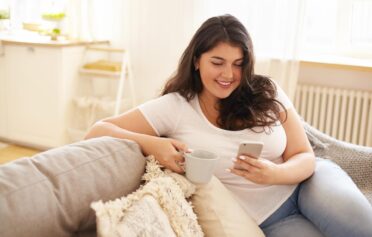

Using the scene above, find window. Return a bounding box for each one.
[202,0,372,60]
[7,0,67,30]
[350,0,372,50]
[302,0,372,58]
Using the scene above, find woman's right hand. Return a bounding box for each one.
[141,136,188,173]
[84,109,188,173]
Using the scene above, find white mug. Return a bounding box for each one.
[184,149,220,183]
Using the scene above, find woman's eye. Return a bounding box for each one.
[234,61,243,67]
[211,62,223,66]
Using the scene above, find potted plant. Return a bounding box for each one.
[0,8,10,31]
[41,12,66,40]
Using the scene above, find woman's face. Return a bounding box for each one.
[196,42,243,102]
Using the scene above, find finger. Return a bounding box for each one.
[173,152,185,163]
[228,167,251,180]
[238,155,263,168]
[233,160,260,173]
[232,157,253,170]
[232,162,251,171]
[169,160,185,174]
[185,148,193,153]
[232,158,248,170]
[171,139,188,152]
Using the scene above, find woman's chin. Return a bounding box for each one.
[215,91,234,99]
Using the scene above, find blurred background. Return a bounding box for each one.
[0,0,371,159]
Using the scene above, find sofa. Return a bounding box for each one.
[0,123,371,237]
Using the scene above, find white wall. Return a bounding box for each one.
[299,62,372,91]
[117,0,201,104]
[0,47,7,136]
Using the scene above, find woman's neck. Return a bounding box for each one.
[198,92,220,126]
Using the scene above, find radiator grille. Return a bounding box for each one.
[294,84,372,147]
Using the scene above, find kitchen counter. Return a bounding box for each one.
[0,31,109,47]
[0,33,109,148]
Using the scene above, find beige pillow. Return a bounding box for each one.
[191,176,265,237]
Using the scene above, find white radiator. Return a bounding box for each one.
[294,84,372,147]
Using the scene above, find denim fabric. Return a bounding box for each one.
[260,159,372,237]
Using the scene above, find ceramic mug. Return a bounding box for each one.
[184,149,220,183]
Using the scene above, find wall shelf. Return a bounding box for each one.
[78,68,121,78]
[68,46,136,143]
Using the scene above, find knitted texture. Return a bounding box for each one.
[91,156,203,237]
[304,122,372,204]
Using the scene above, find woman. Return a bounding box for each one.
[85,14,372,236]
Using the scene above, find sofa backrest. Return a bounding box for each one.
[0,137,146,237]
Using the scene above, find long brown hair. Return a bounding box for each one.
[162,14,286,131]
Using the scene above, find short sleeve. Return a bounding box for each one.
[273,80,293,111]
[138,93,184,136]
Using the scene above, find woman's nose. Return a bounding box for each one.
[222,65,233,79]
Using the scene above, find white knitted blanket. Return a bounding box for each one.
[91,156,204,237]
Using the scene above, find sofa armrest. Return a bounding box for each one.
[0,137,146,237]
[303,122,372,191]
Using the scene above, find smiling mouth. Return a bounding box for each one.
[216,80,233,86]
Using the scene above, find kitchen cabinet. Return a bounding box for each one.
[0,39,108,148]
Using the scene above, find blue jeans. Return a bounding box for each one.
[259,159,372,237]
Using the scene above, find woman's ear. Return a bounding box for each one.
[193,56,199,70]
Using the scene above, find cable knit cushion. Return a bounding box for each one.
[93,195,177,237]
[91,157,203,237]
[0,137,146,237]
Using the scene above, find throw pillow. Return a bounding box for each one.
[93,194,177,237]
[191,176,265,237]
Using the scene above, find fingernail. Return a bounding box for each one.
[226,168,231,173]
[231,157,237,162]
[239,156,245,160]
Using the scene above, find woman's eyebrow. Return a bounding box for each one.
[211,56,244,61]
[211,56,225,60]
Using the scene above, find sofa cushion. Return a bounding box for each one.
[0,137,146,237]
[191,176,265,237]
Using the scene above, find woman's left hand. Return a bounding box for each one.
[229,155,280,184]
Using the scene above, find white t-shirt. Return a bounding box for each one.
[138,84,297,224]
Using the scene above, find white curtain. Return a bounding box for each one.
[65,0,305,102]
[66,0,115,42]
[253,0,305,101]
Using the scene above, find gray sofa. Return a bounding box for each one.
[0,138,147,237]
[0,124,371,237]
[303,122,372,203]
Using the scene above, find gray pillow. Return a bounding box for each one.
[0,137,146,237]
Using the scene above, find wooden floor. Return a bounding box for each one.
[0,142,40,165]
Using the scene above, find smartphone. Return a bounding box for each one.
[237,141,264,159]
